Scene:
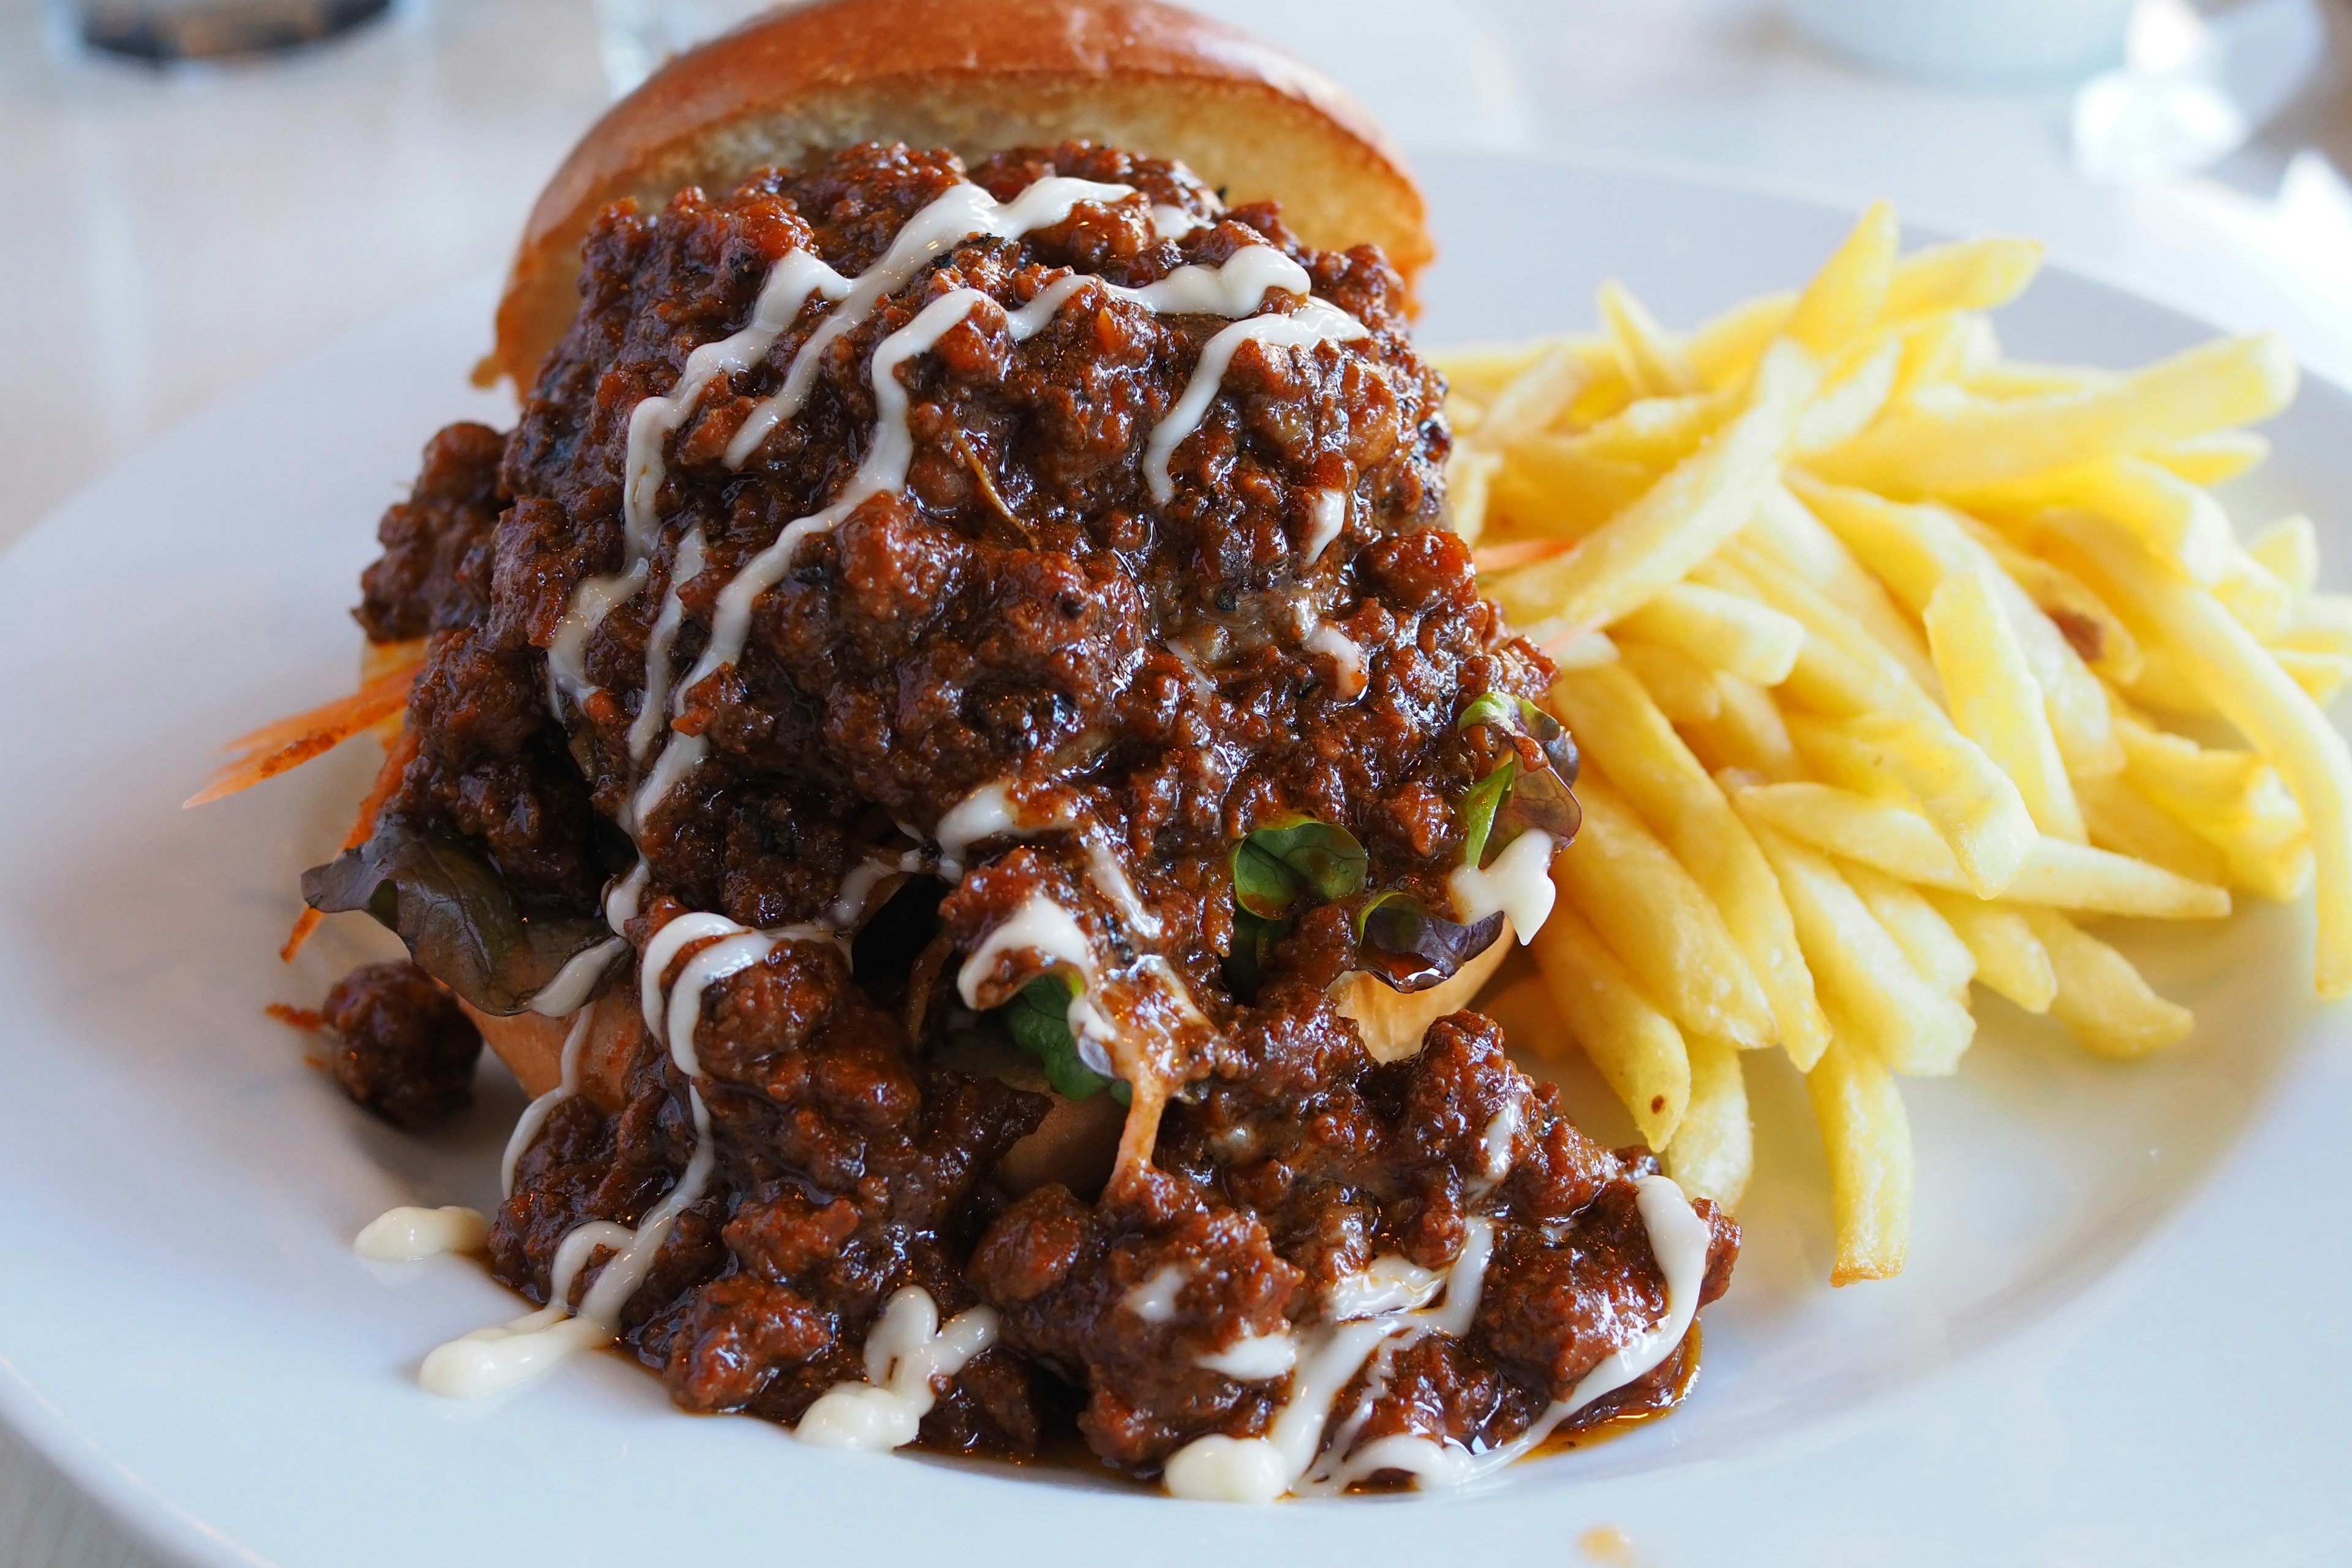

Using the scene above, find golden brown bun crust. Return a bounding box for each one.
[462,989,645,1107]
[491,0,1430,387]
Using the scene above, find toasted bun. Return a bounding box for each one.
[490,0,1431,388]
[463,989,646,1106]
[1328,922,1514,1064]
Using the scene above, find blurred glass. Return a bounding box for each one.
[66,0,391,62]
[595,0,788,92]
[2073,0,2326,181]
[1787,0,2137,85]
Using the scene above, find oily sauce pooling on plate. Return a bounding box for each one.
[304,138,1736,1497]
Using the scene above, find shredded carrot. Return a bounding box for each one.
[185,655,424,808]
[264,1002,326,1032]
[1472,537,1577,572]
[279,725,420,962]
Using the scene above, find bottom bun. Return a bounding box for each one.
[1327,921,1515,1063]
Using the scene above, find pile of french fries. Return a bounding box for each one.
[1438,203,2352,1284]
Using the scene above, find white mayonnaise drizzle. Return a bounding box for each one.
[354,1205,489,1262]
[545,561,648,712]
[1163,1176,1714,1501]
[1450,829,1558,945]
[1151,203,1207,240]
[1303,486,1348,564]
[529,936,627,1018]
[1197,1329,1299,1382]
[1145,302,1369,505]
[934,780,1019,878]
[955,893,1095,1008]
[627,526,705,763]
[1302,617,1368,701]
[421,1088,719,1398]
[502,1004,594,1196]
[1124,1262,1192,1324]
[795,1286,1001,1450]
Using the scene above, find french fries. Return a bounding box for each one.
[1438,203,2342,1284]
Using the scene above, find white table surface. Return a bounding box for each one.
[7,0,2352,1561]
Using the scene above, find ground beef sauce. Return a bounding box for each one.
[332,140,1738,1494]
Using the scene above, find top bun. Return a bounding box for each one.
[489,0,1431,388]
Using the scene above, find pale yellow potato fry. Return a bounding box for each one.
[1666,1036,1753,1208]
[1618,638,1724,725]
[2213,548,2295,639]
[2278,647,2352,706]
[1882,236,2043,327]
[2020,908,2195,1057]
[1959,515,2146,687]
[1738,813,1975,1076]
[1732,779,2231,918]
[1924,570,2086,841]
[2052,513,2352,995]
[1490,340,1822,634]
[1784,712,1916,802]
[1705,547,1933,718]
[1599,279,1699,398]
[1918,890,2057,1012]
[1811,333,2297,494]
[1527,900,1690,1150]
[1556,776,1777,1049]
[1551,662,1830,1069]
[2275,592,2352,659]
[1478,341,1594,448]
[1685,671,1806,783]
[1444,446,1502,548]
[2149,430,2270,486]
[1806,1020,1913,1285]
[1961,358,2114,399]
[2110,643,2223,720]
[1965,456,2234,584]
[1843,861,1976,998]
[1615,581,1804,687]
[1570,391,1735,468]
[2248,513,2317,594]
[1747,485,1940,690]
[1793,476,2123,777]
[1785,201,1899,355]
[1890,312,1976,402]
[1687,291,1796,391]
[2076,772,2230,888]
[1795,339,1901,454]
[1847,712,2040,895]
[1428,338,1568,399]
[2115,714,2310,895]
[1488,435,1656,538]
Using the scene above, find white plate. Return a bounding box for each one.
[4,152,2348,1567]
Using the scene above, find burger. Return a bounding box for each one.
[221,0,1738,1500]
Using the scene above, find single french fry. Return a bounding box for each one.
[1684,671,1806,783]
[2077,772,2230,888]
[1785,201,1899,355]
[1555,775,1777,1050]
[1793,475,2125,780]
[1490,340,1822,635]
[1446,446,1502,547]
[1784,712,1915,803]
[1615,581,1804,687]
[1810,333,2297,494]
[1960,456,2233,584]
[1889,312,1975,402]
[1478,341,1594,448]
[1920,890,2056,1012]
[2214,548,2296,639]
[1687,292,1796,390]
[1666,1036,1753,1208]
[1843,860,1976,998]
[1807,1019,1913,1284]
[1731,780,2231,918]
[1795,339,1901,454]
[2147,430,2269,486]
[1569,391,1735,468]
[2277,647,2352,706]
[1924,570,2086,841]
[2020,908,2196,1057]
[2248,513,2317,595]
[2051,513,2352,995]
[1747,486,1940,692]
[1847,712,2040,896]
[1882,236,2043,327]
[2275,592,2352,659]
[1429,339,1571,401]
[1705,545,1934,718]
[1738,813,1975,1076]
[1488,435,1656,539]
[1528,899,1691,1150]
[1551,662,1831,1069]
[1599,279,1699,398]
[1618,639,1724,725]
